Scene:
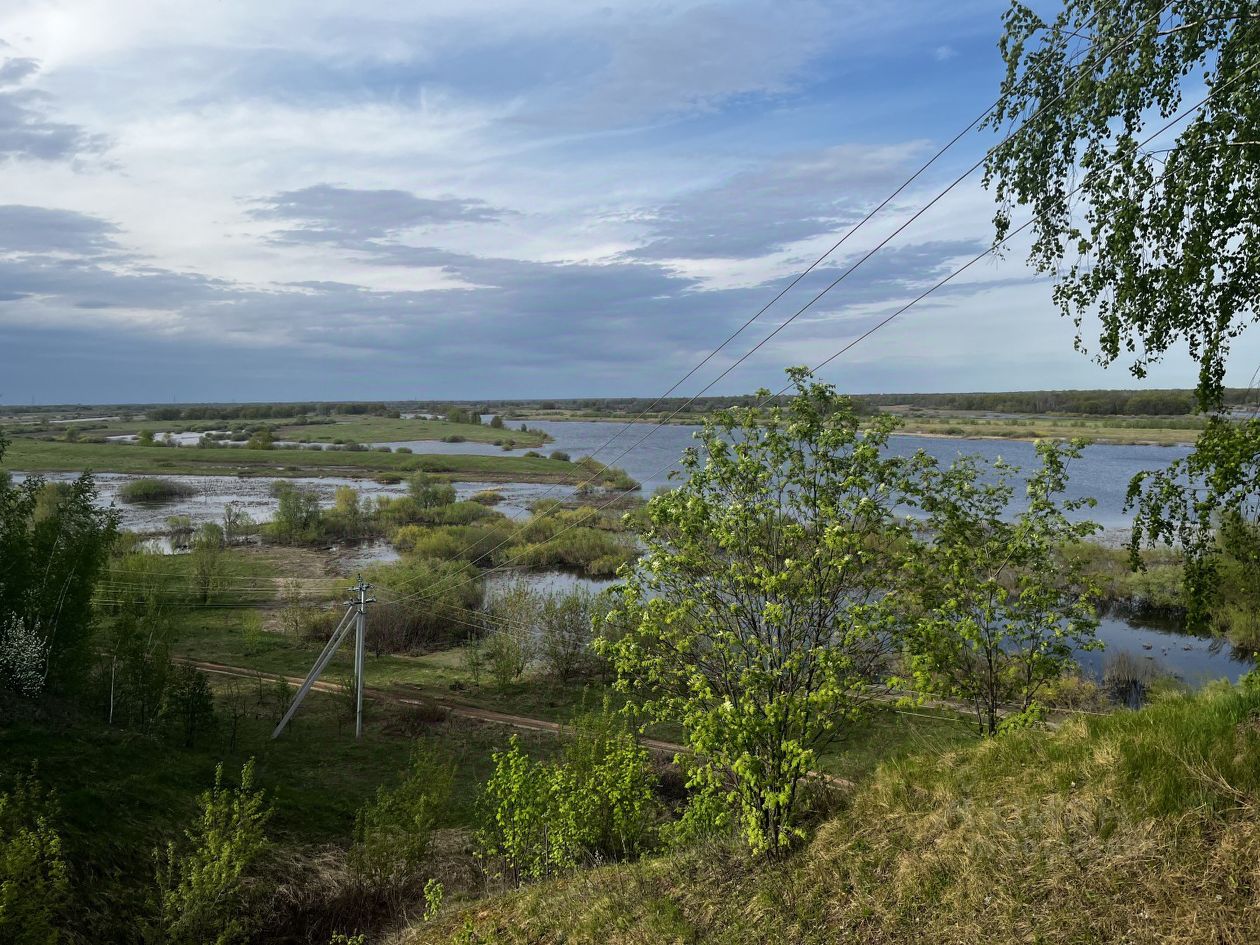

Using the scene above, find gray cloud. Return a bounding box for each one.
[250,184,505,243]
[627,144,927,260]
[0,56,107,162]
[0,205,121,255]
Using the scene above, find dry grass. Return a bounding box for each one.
[401,682,1260,944]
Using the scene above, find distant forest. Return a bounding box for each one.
[6,387,1259,420]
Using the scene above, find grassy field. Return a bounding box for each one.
[1,437,586,482]
[273,416,547,447]
[893,414,1203,445]
[513,408,1207,445]
[8,414,538,446]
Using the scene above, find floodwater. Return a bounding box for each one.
[13,471,411,533]
[379,420,1192,536]
[494,569,1253,688]
[18,420,1241,686]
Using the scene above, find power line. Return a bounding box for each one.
[392,61,1250,612]
[375,2,1176,602]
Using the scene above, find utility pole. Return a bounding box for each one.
[351,575,374,739]
[271,574,374,740]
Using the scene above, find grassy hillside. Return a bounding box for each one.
[407,681,1260,944]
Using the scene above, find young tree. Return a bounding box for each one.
[600,368,928,855]
[149,760,272,945]
[162,666,217,749]
[478,707,656,883]
[539,587,597,682]
[0,436,118,695]
[482,581,539,688]
[189,523,226,604]
[983,0,1260,622]
[0,772,69,945]
[407,472,456,509]
[899,442,1102,735]
[349,746,454,897]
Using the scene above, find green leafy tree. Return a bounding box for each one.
[899,442,1102,735]
[189,523,225,604]
[983,0,1260,622]
[539,587,598,682]
[0,436,117,695]
[268,482,321,543]
[482,581,539,688]
[161,666,217,749]
[601,368,928,855]
[407,472,457,509]
[149,760,272,945]
[0,772,69,945]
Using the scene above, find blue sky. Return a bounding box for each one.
[0,0,1252,403]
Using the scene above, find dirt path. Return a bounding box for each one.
[176,657,855,788]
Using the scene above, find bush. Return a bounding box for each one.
[349,746,454,899]
[150,760,272,945]
[540,587,599,681]
[364,558,484,653]
[119,478,195,503]
[0,772,69,945]
[478,708,657,883]
[548,450,571,462]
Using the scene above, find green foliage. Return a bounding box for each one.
[0,446,118,695]
[482,581,539,688]
[161,667,217,749]
[408,472,458,509]
[478,708,656,883]
[119,479,195,503]
[539,586,599,682]
[985,1,1260,627]
[898,441,1102,735]
[189,523,226,604]
[350,745,454,892]
[148,760,271,945]
[603,368,929,855]
[0,772,69,945]
[266,481,323,543]
[365,557,484,653]
[244,429,274,450]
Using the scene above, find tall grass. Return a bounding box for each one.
[407,681,1260,944]
[118,478,196,503]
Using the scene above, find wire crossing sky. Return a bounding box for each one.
[1,0,1256,402]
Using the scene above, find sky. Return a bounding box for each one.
[0,0,1254,403]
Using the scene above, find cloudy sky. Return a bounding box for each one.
[0,0,1252,403]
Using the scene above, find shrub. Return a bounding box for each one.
[0,772,69,945]
[364,558,484,653]
[150,760,272,945]
[471,489,504,505]
[540,587,599,681]
[408,473,457,509]
[119,478,195,503]
[548,450,571,462]
[349,746,454,898]
[395,446,413,454]
[478,708,657,884]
